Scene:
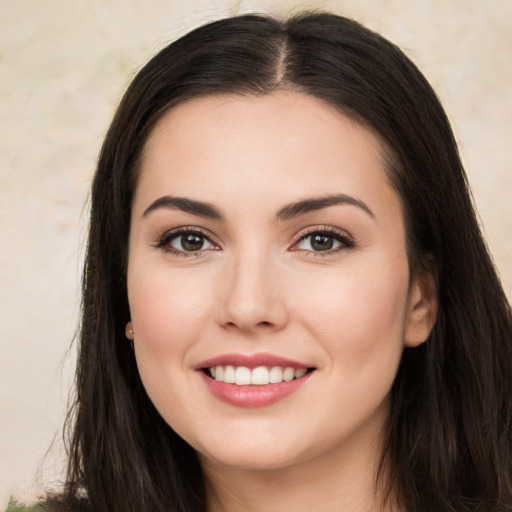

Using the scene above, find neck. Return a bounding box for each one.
[201,414,399,512]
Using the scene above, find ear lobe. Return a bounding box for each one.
[125,321,135,340]
[404,263,438,348]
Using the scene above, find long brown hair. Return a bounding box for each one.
[50,12,512,512]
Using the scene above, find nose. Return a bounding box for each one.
[216,249,289,334]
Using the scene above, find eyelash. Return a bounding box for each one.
[153,226,219,257]
[290,226,355,256]
[153,226,355,257]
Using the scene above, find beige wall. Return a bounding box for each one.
[1,0,510,505]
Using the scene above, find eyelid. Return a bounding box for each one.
[152,224,354,257]
[289,225,355,253]
[153,226,221,255]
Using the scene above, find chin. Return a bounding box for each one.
[182,424,308,472]
[199,444,307,472]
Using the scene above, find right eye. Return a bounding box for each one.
[155,228,218,256]
[172,232,215,252]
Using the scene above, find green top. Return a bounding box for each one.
[5,497,92,512]
[5,502,46,512]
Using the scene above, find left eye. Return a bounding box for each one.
[293,231,353,252]
[169,232,215,252]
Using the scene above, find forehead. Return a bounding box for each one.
[135,91,400,222]
[143,91,385,163]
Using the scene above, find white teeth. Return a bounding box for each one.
[269,366,283,383]
[224,365,236,384]
[294,368,307,379]
[209,365,309,385]
[235,366,252,385]
[214,365,224,382]
[283,367,295,382]
[251,366,270,385]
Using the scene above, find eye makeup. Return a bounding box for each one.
[151,223,355,259]
[289,225,356,256]
[152,226,220,257]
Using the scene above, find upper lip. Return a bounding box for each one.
[196,352,313,370]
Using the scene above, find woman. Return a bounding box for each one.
[12,11,512,512]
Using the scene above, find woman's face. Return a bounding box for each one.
[127,92,433,473]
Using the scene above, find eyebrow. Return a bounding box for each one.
[276,194,374,221]
[142,193,374,222]
[142,196,224,220]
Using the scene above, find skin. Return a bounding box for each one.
[126,92,437,512]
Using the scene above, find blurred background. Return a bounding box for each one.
[1,0,511,506]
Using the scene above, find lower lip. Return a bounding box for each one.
[200,371,313,408]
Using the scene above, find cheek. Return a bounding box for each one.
[295,256,410,366]
[128,269,211,352]
[127,269,213,424]
[127,266,215,414]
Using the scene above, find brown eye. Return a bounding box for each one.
[293,229,355,254]
[165,231,216,253]
[179,234,204,251]
[310,234,334,251]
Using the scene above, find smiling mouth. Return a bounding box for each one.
[204,365,315,385]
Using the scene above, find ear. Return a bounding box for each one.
[404,259,438,347]
[125,321,135,340]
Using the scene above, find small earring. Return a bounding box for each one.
[416,330,426,345]
[125,322,134,340]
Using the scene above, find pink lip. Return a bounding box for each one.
[196,352,311,370]
[199,371,313,408]
[196,352,315,408]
